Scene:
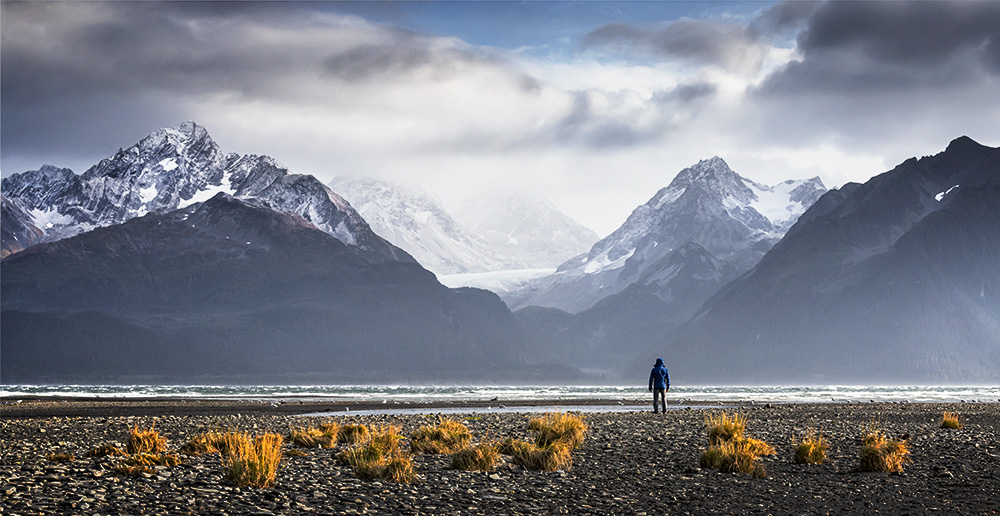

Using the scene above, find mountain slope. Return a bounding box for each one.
[328,177,519,274]
[1,194,528,383]
[451,191,599,269]
[1,122,409,263]
[507,158,826,313]
[656,136,1000,383]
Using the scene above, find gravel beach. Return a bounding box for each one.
[2,400,998,515]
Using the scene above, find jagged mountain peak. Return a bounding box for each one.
[1,122,410,263]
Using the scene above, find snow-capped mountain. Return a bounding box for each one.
[451,191,600,269]
[654,136,1000,383]
[507,157,826,312]
[1,122,409,263]
[328,177,520,275]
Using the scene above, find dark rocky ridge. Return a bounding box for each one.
[1,194,531,383]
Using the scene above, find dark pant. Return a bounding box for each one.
[653,388,666,412]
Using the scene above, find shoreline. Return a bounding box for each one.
[2,395,995,419]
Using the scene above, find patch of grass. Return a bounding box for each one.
[221,432,284,488]
[85,444,126,458]
[700,411,773,477]
[701,439,769,478]
[940,412,963,429]
[47,453,76,463]
[794,428,828,464]
[410,418,472,454]
[451,442,502,471]
[528,412,587,449]
[339,424,370,444]
[111,464,156,478]
[859,425,910,474]
[126,425,167,455]
[180,431,229,456]
[338,426,413,482]
[509,440,573,472]
[288,425,339,449]
[705,411,747,445]
[123,453,182,467]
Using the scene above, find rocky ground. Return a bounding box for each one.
[1,402,998,515]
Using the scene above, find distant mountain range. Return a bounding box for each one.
[2,122,996,384]
[0,124,542,383]
[328,177,521,275]
[651,136,1000,383]
[1,122,407,262]
[507,157,827,313]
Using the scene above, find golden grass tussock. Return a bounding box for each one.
[126,425,167,455]
[85,444,127,458]
[701,439,768,478]
[288,425,339,449]
[451,442,503,471]
[111,464,156,478]
[410,418,472,454]
[220,432,284,488]
[46,453,76,463]
[123,453,182,467]
[180,431,229,456]
[339,424,370,444]
[700,411,772,477]
[705,411,747,445]
[528,412,587,449]
[794,428,828,464]
[940,412,963,429]
[859,425,910,474]
[338,425,413,482]
[510,440,573,472]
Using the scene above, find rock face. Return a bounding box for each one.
[451,191,600,269]
[1,194,528,383]
[655,136,1000,383]
[508,157,826,313]
[1,122,409,263]
[328,177,519,275]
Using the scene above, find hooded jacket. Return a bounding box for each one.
[649,358,670,390]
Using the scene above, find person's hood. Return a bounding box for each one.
[654,358,664,366]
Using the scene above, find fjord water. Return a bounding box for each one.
[3,385,998,404]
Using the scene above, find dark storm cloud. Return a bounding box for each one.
[581,19,762,72]
[758,1,1000,95]
[747,1,818,39]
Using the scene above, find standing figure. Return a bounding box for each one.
[648,357,670,413]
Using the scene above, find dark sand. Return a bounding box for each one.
[2,399,998,515]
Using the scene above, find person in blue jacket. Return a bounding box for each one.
[648,357,670,413]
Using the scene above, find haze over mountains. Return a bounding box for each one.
[1,123,997,383]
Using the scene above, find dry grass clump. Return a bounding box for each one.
[339,424,370,444]
[528,412,587,449]
[705,412,747,445]
[699,411,773,477]
[410,418,472,454]
[220,432,284,488]
[126,425,167,455]
[509,440,573,472]
[451,442,502,471]
[793,428,828,464]
[859,425,910,474]
[940,412,963,429]
[111,464,156,478]
[85,444,126,458]
[47,453,76,462]
[289,424,340,449]
[338,425,414,483]
[123,453,182,467]
[180,431,229,456]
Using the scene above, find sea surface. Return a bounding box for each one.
[3,385,998,404]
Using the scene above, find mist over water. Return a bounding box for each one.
[3,385,998,404]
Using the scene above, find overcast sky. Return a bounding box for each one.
[3,1,999,235]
